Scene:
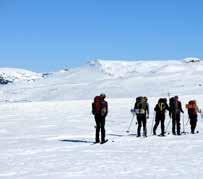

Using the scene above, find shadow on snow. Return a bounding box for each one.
[59,139,94,144]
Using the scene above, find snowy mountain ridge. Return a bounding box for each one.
[0,68,42,82]
[87,57,202,77]
[0,57,203,101]
[0,57,201,81]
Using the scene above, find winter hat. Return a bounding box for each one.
[100,93,106,98]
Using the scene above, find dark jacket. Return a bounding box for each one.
[169,101,184,116]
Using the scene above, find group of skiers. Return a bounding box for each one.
[146,96,184,136]
[152,96,184,136]
[92,94,201,143]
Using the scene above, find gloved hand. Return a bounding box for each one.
[130,109,135,113]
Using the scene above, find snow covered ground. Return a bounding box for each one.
[0,59,203,178]
[0,96,203,178]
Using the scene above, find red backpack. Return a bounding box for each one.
[92,96,102,115]
[186,100,196,116]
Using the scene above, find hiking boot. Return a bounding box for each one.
[100,139,108,144]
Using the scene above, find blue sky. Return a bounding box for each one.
[0,0,203,72]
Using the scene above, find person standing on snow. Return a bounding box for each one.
[134,96,149,137]
[169,96,184,135]
[153,98,169,136]
[186,100,201,134]
[92,93,108,144]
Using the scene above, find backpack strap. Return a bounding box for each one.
[158,102,165,111]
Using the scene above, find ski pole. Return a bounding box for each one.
[126,110,135,133]
[150,112,155,135]
[201,112,203,119]
[165,117,171,132]
[182,114,186,134]
[185,118,190,126]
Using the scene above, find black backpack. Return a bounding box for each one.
[169,97,176,111]
[134,96,147,114]
[158,98,167,112]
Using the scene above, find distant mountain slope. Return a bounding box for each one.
[0,68,42,82]
[88,58,203,77]
[0,58,203,102]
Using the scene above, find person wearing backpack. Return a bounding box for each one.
[169,96,184,135]
[153,98,169,136]
[92,93,108,144]
[186,100,201,134]
[134,96,149,137]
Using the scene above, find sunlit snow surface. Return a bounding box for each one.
[0,59,203,178]
[0,97,203,178]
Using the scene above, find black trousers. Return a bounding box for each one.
[137,114,147,136]
[153,113,165,135]
[95,115,106,142]
[189,115,197,133]
[172,113,181,135]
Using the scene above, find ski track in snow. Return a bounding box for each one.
[0,97,203,178]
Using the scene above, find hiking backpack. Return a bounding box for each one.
[169,97,176,111]
[186,100,197,116]
[92,96,102,115]
[92,96,107,116]
[158,98,167,112]
[134,96,147,115]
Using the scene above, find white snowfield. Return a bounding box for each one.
[0,97,202,178]
[0,58,203,102]
[0,68,42,82]
[0,58,203,178]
